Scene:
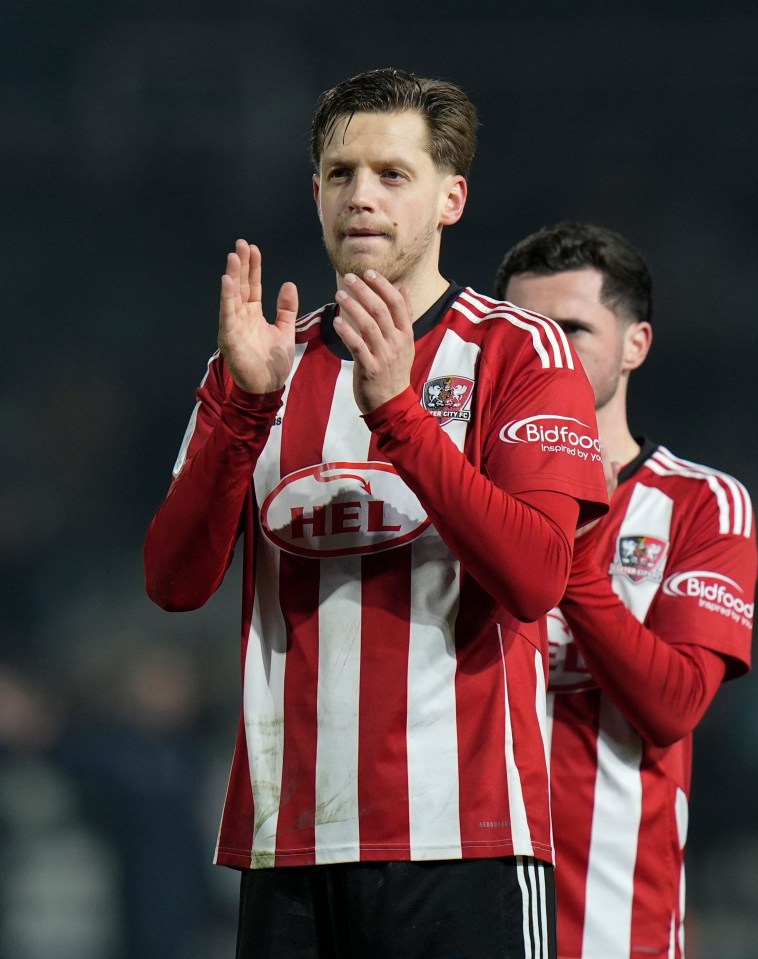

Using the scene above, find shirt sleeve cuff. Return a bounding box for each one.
[219,384,285,437]
[362,386,421,433]
[228,383,285,411]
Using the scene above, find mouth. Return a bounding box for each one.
[342,232,387,241]
[341,225,389,240]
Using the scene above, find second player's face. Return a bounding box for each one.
[313,110,461,286]
[504,268,629,412]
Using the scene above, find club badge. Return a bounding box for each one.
[609,535,669,584]
[421,376,474,423]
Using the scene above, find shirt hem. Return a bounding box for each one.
[215,838,554,870]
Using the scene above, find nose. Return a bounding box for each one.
[346,171,378,212]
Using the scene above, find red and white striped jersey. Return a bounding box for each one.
[547,441,755,959]
[146,285,608,870]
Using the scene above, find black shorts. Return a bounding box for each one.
[236,855,555,959]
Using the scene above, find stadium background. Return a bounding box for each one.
[2,1,757,956]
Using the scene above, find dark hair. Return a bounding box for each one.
[310,68,478,177]
[495,221,652,325]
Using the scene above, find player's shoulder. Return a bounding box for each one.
[640,444,754,539]
[642,444,748,492]
[449,287,577,372]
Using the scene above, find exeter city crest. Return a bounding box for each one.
[421,375,474,423]
[609,535,669,584]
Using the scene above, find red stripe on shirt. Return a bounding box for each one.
[549,691,602,956]
[454,576,511,856]
[357,548,413,858]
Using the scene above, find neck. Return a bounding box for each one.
[406,271,453,322]
[595,388,640,469]
[335,233,450,323]
[403,234,450,320]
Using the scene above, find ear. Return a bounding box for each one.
[439,175,467,227]
[622,321,652,372]
[312,174,322,221]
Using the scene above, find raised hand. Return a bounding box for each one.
[333,270,415,413]
[218,240,298,394]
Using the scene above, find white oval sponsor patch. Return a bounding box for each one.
[663,570,754,623]
[260,461,430,558]
[499,414,601,459]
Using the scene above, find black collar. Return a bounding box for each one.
[619,437,658,483]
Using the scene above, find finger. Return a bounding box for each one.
[235,240,250,301]
[219,272,240,333]
[362,270,413,333]
[275,281,299,333]
[397,284,413,327]
[247,243,263,305]
[335,277,398,358]
[222,251,242,304]
[335,289,386,356]
[341,272,398,339]
[333,312,374,364]
[226,249,241,285]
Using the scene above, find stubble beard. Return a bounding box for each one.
[323,215,439,287]
[593,368,623,413]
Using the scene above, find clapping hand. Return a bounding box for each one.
[218,240,298,394]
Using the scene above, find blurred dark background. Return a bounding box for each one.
[2,1,756,956]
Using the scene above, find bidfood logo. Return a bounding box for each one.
[499,415,601,462]
[260,462,430,558]
[663,570,754,628]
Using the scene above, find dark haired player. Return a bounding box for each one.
[497,222,756,959]
[145,73,607,957]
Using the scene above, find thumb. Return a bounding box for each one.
[275,281,298,331]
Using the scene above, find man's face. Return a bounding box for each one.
[504,268,631,412]
[313,110,462,285]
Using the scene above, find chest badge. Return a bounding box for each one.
[421,375,474,424]
[609,535,669,584]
